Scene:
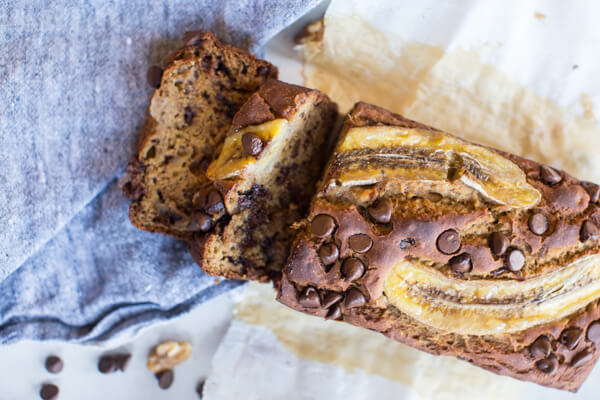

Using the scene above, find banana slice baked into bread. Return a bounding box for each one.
[123,30,277,238]
[277,102,600,391]
[188,79,338,281]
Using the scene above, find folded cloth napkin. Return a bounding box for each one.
[0,0,322,343]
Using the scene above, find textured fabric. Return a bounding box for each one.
[0,0,321,342]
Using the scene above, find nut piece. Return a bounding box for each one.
[147,341,192,373]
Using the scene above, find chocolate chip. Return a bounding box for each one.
[344,288,366,308]
[570,349,592,366]
[528,213,548,235]
[506,248,525,272]
[155,369,174,389]
[536,356,557,374]
[341,258,366,282]
[318,243,339,266]
[580,220,599,242]
[205,190,224,214]
[326,304,342,320]
[587,320,600,343]
[399,238,415,249]
[241,132,264,156]
[98,355,116,374]
[146,65,163,88]
[540,165,562,185]
[45,355,63,374]
[188,212,212,232]
[582,181,600,203]
[321,292,343,308]
[184,106,195,125]
[196,379,205,397]
[529,336,551,359]
[436,229,461,255]
[256,65,271,76]
[449,253,472,273]
[348,234,373,253]
[114,353,132,372]
[40,384,59,400]
[489,232,509,256]
[560,327,583,350]
[298,287,321,308]
[367,198,392,224]
[310,214,336,238]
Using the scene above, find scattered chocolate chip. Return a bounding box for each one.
[188,212,212,232]
[310,214,336,238]
[318,243,339,266]
[196,379,205,397]
[506,248,525,272]
[341,258,366,282]
[399,238,415,249]
[449,253,472,273]
[326,304,342,320]
[528,213,549,235]
[489,232,509,256]
[560,327,583,350]
[582,181,600,203]
[571,349,592,366]
[321,292,343,308]
[344,288,366,309]
[587,320,600,343]
[45,355,63,374]
[298,287,321,308]
[114,353,132,372]
[436,229,461,255]
[155,369,174,390]
[540,165,562,185]
[536,356,558,374]
[205,190,224,214]
[348,234,373,253]
[146,65,163,88]
[529,336,551,359]
[40,383,59,400]
[241,132,264,156]
[580,220,599,242]
[367,198,392,224]
[184,106,195,125]
[98,355,116,374]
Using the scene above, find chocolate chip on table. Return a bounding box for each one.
[341,258,366,282]
[184,106,195,125]
[489,232,509,256]
[528,213,549,235]
[45,355,63,374]
[582,181,600,203]
[310,214,336,238]
[205,190,224,214]
[40,384,59,400]
[571,349,593,366]
[241,132,264,156]
[449,253,472,273]
[540,165,562,185]
[536,356,558,374]
[580,220,599,242]
[586,320,600,343]
[114,353,132,372]
[298,287,321,308]
[321,292,343,309]
[367,198,392,224]
[188,212,212,232]
[326,304,342,320]
[98,354,117,374]
[344,288,366,309]
[155,369,174,390]
[506,248,525,272]
[529,336,551,359]
[348,234,373,253]
[318,243,339,266]
[146,65,163,88]
[436,229,461,255]
[196,379,206,397]
[560,327,583,350]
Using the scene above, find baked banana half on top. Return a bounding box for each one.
[278,101,600,391]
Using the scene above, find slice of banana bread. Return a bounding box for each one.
[188,79,338,281]
[278,101,600,391]
[123,30,277,239]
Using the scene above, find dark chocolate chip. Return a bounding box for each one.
[98,355,116,374]
[196,380,205,397]
[114,353,132,372]
[344,288,366,309]
[536,356,558,374]
[45,355,63,374]
[399,238,415,249]
[449,253,472,273]
[188,212,212,232]
[184,106,195,125]
[529,336,551,359]
[367,198,392,224]
[540,165,562,185]
[348,234,373,253]
[506,248,525,272]
[341,258,366,282]
[318,243,339,266]
[582,181,600,203]
[326,304,342,320]
[528,213,548,235]
[580,220,599,242]
[587,320,600,343]
[155,369,174,389]
[256,65,271,76]
[310,214,336,238]
[40,384,59,400]
[146,65,163,88]
[205,190,224,214]
[489,232,509,256]
[571,349,592,366]
[241,132,264,156]
[298,287,321,308]
[560,327,583,350]
[321,292,343,309]
[436,229,461,255]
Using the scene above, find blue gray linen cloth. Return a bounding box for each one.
[0,0,321,343]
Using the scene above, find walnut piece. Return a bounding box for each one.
[147,340,192,373]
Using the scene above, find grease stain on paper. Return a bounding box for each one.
[534,12,546,20]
